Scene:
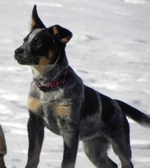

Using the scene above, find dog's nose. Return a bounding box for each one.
[15,48,24,55]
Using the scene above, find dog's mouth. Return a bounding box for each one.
[14,54,24,64]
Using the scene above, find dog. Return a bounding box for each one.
[14,5,150,168]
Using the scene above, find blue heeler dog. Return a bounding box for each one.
[14,5,150,168]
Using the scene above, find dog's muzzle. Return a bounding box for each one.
[14,47,33,65]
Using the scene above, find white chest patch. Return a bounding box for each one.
[41,88,65,104]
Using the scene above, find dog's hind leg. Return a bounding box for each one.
[82,137,118,168]
[111,136,134,168]
[111,139,134,168]
[110,118,134,168]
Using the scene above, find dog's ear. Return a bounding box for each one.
[31,5,45,30]
[48,25,72,44]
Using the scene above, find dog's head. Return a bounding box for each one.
[14,5,72,66]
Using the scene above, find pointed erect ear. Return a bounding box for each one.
[48,25,72,44]
[31,5,45,30]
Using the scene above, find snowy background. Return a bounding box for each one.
[0,0,150,167]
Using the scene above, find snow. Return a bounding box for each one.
[0,0,150,167]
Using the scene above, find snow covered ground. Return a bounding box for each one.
[0,0,150,167]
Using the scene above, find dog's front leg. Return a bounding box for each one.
[60,122,79,168]
[25,112,45,168]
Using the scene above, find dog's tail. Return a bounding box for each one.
[115,100,150,127]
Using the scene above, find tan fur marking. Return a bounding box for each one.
[52,26,59,35]
[38,51,55,65]
[31,18,36,29]
[33,51,55,74]
[39,56,50,65]
[33,56,50,74]
[52,26,71,43]
[28,97,42,113]
[54,104,71,119]
[48,50,55,63]
[61,37,71,43]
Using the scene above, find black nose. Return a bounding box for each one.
[15,48,24,55]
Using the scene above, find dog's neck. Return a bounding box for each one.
[32,65,50,75]
[32,49,69,87]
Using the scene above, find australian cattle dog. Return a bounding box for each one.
[14,5,150,168]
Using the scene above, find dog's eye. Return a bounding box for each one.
[32,40,42,47]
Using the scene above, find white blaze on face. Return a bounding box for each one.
[27,29,43,44]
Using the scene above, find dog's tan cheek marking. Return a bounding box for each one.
[28,97,42,113]
[39,56,50,65]
[54,105,71,119]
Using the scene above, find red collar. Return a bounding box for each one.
[36,68,69,92]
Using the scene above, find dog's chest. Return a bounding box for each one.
[28,88,71,134]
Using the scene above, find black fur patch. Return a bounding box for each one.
[100,94,115,124]
[80,86,99,119]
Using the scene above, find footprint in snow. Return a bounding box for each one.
[78,34,97,42]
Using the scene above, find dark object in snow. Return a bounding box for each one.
[0,125,7,168]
